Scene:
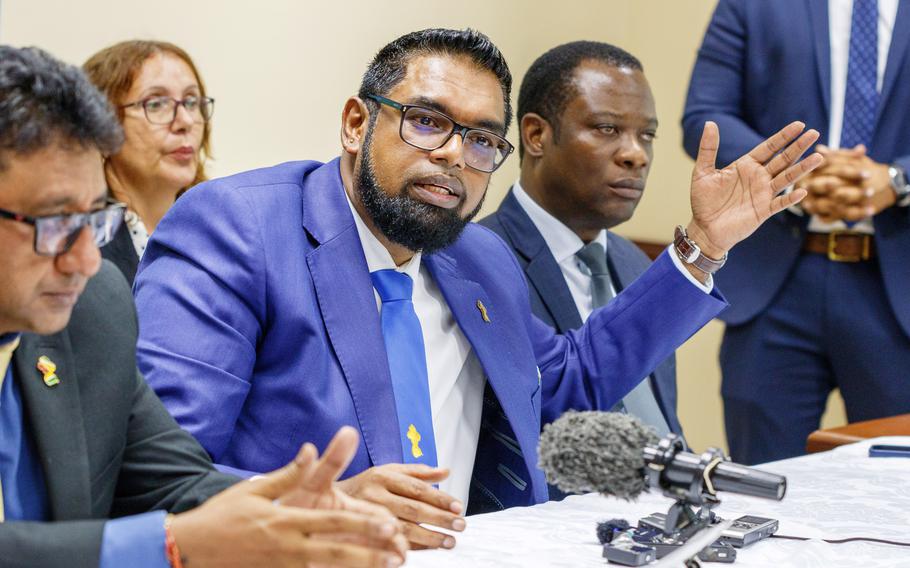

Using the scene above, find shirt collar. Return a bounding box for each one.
[512,180,607,263]
[343,186,422,280]
[0,334,20,383]
[0,333,21,347]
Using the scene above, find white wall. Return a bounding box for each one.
[1,0,847,452]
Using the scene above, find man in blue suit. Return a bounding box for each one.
[683,0,910,465]
[481,41,683,442]
[135,28,819,549]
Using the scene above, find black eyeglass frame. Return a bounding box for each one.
[0,200,127,256]
[366,94,514,173]
[120,95,216,125]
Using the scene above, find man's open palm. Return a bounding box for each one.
[687,121,823,256]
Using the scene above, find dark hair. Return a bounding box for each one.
[517,41,642,158]
[0,45,123,170]
[358,28,512,133]
[83,40,212,186]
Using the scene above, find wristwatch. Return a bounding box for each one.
[888,165,910,201]
[673,225,727,274]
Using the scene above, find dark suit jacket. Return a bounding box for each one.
[101,222,140,286]
[682,0,910,336]
[479,189,683,435]
[0,261,237,568]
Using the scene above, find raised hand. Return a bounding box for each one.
[686,121,823,259]
[337,464,466,550]
[168,429,407,568]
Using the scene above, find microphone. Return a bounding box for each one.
[538,411,786,502]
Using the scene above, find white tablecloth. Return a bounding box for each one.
[408,437,910,567]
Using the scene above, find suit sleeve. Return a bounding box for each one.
[893,156,910,212]
[134,183,267,464]
[108,369,239,518]
[528,251,727,426]
[0,520,106,568]
[682,0,765,167]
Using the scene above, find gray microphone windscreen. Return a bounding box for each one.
[538,410,659,500]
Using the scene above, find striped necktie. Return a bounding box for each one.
[0,336,21,522]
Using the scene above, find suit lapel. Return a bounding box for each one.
[423,253,541,467]
[497,190,582,332]
[13,331,91,520]
[302,160,402,466]
[875,1,910,130]
[807,0,832,123]
[605,232,641,292]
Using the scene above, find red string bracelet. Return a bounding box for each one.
[164,514,185,568]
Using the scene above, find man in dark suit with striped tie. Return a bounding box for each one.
[480,41,685,444]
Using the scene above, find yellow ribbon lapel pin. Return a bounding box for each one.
[476,299,491,323]
[36,355,60,387]
[406,424,424,458]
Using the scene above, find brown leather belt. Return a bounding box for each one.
[803,231,875,262]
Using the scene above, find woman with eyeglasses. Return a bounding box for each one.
[83,40,214,284]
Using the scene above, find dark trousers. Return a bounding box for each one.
[720,253,910,465]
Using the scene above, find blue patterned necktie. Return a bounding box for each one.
[841,0,879,150]
[370,269,438,466]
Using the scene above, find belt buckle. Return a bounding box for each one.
[827,230,869,262]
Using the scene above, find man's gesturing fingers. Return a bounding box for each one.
[302,426,361,492]
[769,150,823,195]
[747,120,807,164]
[401,520,458,550]
[692,121,720,180]
[298,539,404,568]
[763,128,819,179]
[287,509,400,540]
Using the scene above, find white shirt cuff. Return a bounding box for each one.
[666,245,714,294]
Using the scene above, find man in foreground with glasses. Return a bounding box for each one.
[134,28,821,550]
[0,45,407,568]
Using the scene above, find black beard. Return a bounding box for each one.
[355,134,485,255]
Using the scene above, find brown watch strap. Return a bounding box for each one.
[673,225,727,274]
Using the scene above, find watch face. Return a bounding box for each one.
[674,226,699,263]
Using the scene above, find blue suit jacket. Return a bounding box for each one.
[682,0,910,336]
[479,189,682,436]
[134,159,725,513]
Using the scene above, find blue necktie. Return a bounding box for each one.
[841,0,879,150]
[370,270,438,467]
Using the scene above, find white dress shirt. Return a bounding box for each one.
[808,0,899,234]
[511,181,713,303]
[124,210,151,259]
[344,191,484,507]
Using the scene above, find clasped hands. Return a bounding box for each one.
[170,426,466,568]
[796,144,896,223]
[169,427,410,568]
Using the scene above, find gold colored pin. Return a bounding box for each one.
[406,424,424,458]
[476,300,491,323]
[36,355,60,387]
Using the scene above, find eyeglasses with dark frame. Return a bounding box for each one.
[121,95,215,125]
[367,94,514,173]
[0,200,126,256]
